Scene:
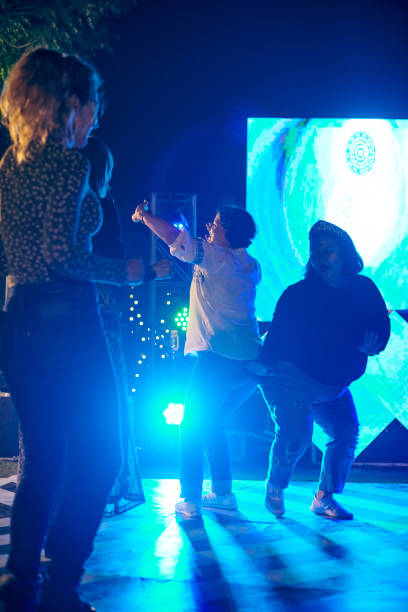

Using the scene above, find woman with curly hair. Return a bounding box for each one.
[0,48,160,611]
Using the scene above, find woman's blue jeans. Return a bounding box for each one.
[180,351,258,500]
[260,362,359,493]
[1,280,121,588]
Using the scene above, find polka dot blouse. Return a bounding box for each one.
[0,139,128,286]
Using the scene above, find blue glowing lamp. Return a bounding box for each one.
[163,402,185,425]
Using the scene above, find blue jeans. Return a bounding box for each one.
[180,351,258,500]
[260,362,359,493]
[1,280,121,588]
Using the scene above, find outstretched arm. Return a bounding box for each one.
[132,201,179,246]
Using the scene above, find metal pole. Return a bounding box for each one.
[148,194,157,389]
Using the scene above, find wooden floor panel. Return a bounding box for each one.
[0,477,406,611]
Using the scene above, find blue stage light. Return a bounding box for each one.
[173,222,185,230]
[163,402,185,425]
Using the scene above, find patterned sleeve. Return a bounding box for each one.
[0,172,8,277]
[0,235,8,277]
[41,150,129,285]
[169,228,223,269]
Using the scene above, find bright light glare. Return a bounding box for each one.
[163,402,184,425]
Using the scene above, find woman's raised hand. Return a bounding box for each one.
[132,200,148,223]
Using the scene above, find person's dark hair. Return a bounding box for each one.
[81,136,113,197]
[217,205,257,249]
[62,54,103,112]
[305,220,364,278]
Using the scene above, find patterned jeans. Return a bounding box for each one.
[260,362,359,493]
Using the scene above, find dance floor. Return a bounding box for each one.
[0,477,407,611]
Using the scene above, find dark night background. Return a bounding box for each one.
[92,0,408,260]
[88,0,408,468]
[1,0,408,466]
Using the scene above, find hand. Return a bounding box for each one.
[358,331,382,355]
[205,221,214,240]
[132,200,148,223]
[126,258,144,284]
[151,258,173,279]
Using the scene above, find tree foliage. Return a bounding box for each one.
[0,0,141,85]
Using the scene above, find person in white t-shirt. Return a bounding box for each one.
[132,202,262,518]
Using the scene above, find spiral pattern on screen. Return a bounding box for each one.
[345,131,376,174]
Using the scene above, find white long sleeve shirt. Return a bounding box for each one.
[170,229,262,360]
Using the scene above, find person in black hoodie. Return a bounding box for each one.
[258,220,390,520]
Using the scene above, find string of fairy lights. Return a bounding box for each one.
[127,286,189,394]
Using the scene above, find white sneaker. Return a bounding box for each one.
[201,491,237,510]
[175,500,202,518]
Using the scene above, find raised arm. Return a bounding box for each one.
[133,201,212,267]
[132,201,180,246]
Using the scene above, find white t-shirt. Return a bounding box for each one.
[170,229,262,360]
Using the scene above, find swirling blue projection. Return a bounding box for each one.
[246,118,408,456]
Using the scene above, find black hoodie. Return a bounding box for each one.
[260,273,390,386]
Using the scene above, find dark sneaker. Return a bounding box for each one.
[265,483,285,517]
[37,584,95,611]
[310,493,353,520]
[0,571,40,612]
